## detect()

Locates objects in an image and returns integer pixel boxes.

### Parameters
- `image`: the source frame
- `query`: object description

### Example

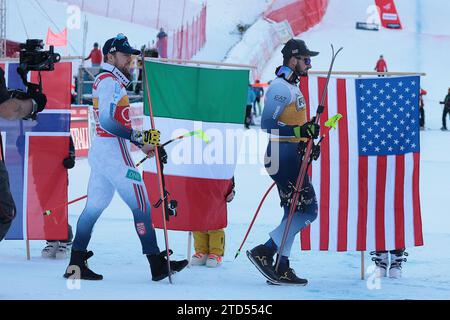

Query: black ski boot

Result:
[63,250,103,280]
[147,250,188,281]
[271,259,308,286]
[246,244,277,282]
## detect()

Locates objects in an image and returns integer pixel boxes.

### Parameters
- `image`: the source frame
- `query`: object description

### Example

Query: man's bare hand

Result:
[141,144,156,158]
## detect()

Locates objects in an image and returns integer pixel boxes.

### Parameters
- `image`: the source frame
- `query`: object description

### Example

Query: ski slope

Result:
[7,0,159,57]
[2,0,450,300]
[261,0,450,130]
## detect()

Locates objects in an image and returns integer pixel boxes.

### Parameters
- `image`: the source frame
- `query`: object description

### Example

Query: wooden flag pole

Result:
[145,57,257,69]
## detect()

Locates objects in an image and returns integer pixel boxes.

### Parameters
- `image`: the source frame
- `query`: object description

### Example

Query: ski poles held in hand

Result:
[235,113,343,259]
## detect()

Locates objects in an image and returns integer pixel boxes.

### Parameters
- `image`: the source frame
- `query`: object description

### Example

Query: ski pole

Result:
[44,157,151,216]
[235,114,341,259]
[274,45,343,273]
[235,182,276,259]
[142,54,174,284]
[134,130,209,167]
[43,195,88,216]
[43,131,210,217]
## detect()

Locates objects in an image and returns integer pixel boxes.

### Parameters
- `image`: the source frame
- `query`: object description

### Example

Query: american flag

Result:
[298,75,424,252]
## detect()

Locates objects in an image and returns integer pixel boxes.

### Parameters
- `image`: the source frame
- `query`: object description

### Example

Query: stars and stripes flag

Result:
[298,75,424,252]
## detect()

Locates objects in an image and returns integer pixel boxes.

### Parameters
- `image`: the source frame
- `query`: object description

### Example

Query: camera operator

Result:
[0,65,47,242]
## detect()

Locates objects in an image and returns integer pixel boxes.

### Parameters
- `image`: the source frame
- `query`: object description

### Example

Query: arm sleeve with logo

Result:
[97,77,133,140]
[261,82,298,137]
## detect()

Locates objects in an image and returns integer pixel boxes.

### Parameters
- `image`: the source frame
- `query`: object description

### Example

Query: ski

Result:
[274,45,344,273]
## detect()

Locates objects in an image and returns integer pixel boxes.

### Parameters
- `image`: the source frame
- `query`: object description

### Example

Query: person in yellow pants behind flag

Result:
[191,178,235,268]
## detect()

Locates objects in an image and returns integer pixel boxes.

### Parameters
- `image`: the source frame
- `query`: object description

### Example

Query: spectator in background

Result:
[374,54,388,76]
[134,46,159,95]
[156,28,168,59]
[245,84,256,129]
[252,79,265,117]
[440,87,450,131]
[85,43,103,67]
[419,88,427,130]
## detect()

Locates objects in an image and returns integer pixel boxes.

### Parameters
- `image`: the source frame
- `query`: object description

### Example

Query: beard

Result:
[295,63,309,78]
[295,63,309,77]
[117,65,132,80]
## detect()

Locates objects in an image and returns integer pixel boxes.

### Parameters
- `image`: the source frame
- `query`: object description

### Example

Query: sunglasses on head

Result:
[110,34,127,50]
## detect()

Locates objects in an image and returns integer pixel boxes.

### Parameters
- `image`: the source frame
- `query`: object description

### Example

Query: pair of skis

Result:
[273,45,344,273]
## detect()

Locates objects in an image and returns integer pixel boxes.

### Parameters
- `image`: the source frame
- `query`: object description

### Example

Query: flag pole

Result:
[361,251,365,280]
[142,54,173,284]
[26,240,30,260]
[187,231,192,267]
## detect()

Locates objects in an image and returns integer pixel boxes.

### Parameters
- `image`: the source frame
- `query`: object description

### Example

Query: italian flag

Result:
[143,60,249,231]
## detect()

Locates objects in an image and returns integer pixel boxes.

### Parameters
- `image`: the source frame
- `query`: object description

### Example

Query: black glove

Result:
[298,141,321,161]
[297,141,307,158]
[63,156,75,169]
[158,146,168,164]
[311,143,321,161]
[299,119,320,139]
[28,90,47,114]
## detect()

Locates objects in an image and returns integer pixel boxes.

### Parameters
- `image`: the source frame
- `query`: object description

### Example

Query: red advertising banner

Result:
[70,105,91,158]
[31,62,72,110]
[265,0,329,36]
[26,136,69,240]
[375,0,402,29]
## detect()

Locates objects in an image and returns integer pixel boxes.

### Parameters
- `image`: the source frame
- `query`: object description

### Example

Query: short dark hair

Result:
[283,57,291,66]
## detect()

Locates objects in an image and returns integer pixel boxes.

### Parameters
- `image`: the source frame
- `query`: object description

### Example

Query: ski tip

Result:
[234,250,241,260]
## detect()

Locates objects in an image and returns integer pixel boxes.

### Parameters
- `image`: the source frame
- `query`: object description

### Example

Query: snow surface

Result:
[2,0,450,300]
[193,0,271,62]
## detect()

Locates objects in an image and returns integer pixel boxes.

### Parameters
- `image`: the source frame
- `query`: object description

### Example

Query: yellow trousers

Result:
[193,229,225,256]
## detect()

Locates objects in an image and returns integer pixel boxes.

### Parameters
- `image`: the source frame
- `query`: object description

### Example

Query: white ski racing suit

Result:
[72,63,160,255]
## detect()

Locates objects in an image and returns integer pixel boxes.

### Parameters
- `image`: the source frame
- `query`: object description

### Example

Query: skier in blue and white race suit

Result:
[64,34,188,282]
[247,39,321,286]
